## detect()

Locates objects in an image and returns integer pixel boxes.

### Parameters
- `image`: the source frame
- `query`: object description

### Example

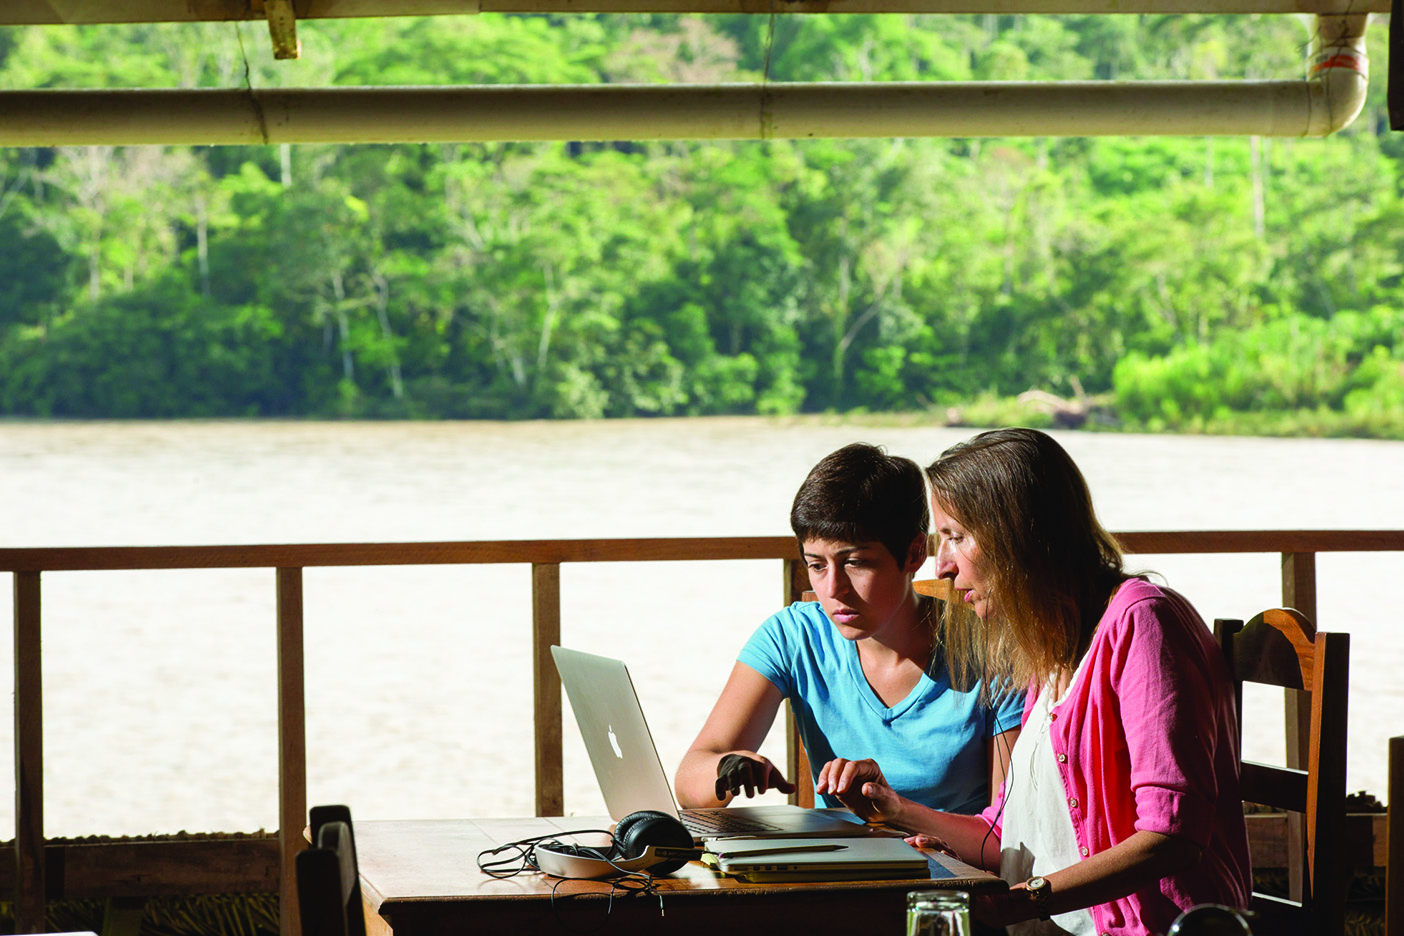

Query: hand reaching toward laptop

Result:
[715,752,797,801]
[814,757,906,825]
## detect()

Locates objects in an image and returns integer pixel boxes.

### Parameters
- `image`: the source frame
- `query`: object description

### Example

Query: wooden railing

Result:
[4,529,1404,935]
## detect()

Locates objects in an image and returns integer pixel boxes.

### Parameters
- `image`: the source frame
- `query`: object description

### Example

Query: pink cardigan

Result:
[979,578,1252,935]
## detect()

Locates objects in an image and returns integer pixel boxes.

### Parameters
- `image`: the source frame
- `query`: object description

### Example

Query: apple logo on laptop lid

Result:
[608,725,624,759]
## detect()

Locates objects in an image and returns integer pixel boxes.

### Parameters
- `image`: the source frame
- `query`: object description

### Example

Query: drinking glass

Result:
[1166,904,1254,935]
[906,889,971,936]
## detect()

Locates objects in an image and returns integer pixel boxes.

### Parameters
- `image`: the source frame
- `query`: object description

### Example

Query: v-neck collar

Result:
[845,638,942,722]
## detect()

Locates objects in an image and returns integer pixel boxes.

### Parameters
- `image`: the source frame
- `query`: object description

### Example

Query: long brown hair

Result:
[926,428,1123,695]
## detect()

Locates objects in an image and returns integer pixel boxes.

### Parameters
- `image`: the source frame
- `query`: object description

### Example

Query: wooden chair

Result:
[1214,608,1350,936]
[297,804,367,936]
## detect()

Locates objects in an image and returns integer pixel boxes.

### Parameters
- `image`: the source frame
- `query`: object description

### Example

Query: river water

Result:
[1,419,1401,837]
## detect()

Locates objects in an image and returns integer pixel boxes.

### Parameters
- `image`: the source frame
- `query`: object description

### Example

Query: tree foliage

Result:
[0,14,1401,432]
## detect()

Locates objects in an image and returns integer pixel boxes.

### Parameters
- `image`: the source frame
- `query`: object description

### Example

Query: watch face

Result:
[1029,876,1048,891]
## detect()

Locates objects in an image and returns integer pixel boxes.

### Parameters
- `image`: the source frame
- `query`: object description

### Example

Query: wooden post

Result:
[785,701,814,809]
[1388,735,1404,936]
[783,556,808,607]
[1281,551,1318,632]
[1281,551,1317,905]
[277,568,307,936]
[532,563,563,817]
[782,557,814,808]
[13,571,44,934]
[1310,631,1350,936]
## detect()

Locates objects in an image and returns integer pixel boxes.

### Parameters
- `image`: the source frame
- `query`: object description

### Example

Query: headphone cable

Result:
[476,829,666,932]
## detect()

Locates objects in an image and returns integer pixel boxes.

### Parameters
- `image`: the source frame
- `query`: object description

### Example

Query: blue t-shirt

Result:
[739,601,1024,815]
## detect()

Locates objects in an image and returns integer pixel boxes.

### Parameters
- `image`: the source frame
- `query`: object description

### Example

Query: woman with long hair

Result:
[819,428,1250,935]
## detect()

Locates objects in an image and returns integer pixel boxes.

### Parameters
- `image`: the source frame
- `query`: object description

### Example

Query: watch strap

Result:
[1025,876,1052,921]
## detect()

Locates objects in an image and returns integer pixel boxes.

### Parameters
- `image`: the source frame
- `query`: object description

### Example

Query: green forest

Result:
[2,13,1403,434]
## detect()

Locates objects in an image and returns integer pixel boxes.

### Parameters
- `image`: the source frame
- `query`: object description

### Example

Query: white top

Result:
[998,656,1097,936]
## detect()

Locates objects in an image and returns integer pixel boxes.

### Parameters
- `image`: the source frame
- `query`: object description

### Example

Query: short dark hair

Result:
[790,443,929,564]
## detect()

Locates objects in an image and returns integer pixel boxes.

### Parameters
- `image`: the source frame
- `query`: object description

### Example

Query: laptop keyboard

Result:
[681,810,784,835]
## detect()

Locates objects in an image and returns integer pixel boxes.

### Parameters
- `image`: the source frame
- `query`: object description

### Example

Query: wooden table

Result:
[354,816,1004,935]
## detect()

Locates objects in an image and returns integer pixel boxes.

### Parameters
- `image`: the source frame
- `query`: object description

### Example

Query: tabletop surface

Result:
[353,814,1004,907]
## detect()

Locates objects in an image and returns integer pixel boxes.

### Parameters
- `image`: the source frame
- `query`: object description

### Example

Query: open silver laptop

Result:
[551,645,872,841]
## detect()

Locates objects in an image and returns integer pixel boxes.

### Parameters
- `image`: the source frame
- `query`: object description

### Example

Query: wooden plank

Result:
[276,569,307,936]
[0,537,802,573]
[532,563,563,818]
[0,838,281,898]
[1242,761,1309,810]
[2,530,1401,574]
[1114,530,1404,555]
[1246,813,1386,870]
[13,571,44,934]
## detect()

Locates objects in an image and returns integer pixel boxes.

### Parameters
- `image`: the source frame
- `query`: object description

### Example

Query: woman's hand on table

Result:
[715,752,796,801]
[814,757,903,824]
[903,833,959,858]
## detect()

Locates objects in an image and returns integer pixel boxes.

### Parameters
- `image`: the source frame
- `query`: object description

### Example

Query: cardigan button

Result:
[1079,845,1089,857]
[1068,797,1078,809]
[1057,753,1067,763]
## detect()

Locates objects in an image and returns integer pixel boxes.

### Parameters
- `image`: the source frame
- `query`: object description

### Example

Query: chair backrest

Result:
[799,580,953,603]
[297,804,367,936]
[1214,608,1350,936]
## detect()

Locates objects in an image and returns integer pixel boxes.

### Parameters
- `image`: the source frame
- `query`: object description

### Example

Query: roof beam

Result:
[0,0,1388,22]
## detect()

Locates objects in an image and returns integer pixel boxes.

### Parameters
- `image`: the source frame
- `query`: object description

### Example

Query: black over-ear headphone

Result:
[533,810,699,879]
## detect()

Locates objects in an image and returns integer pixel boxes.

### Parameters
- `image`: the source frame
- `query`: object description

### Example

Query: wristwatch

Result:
[1025,875,1052,921]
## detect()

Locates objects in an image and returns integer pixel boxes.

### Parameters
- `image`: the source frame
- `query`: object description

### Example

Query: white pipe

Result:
[0,82,1355,144]
[1304,13,1370,136]
[0,15,1368,145]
